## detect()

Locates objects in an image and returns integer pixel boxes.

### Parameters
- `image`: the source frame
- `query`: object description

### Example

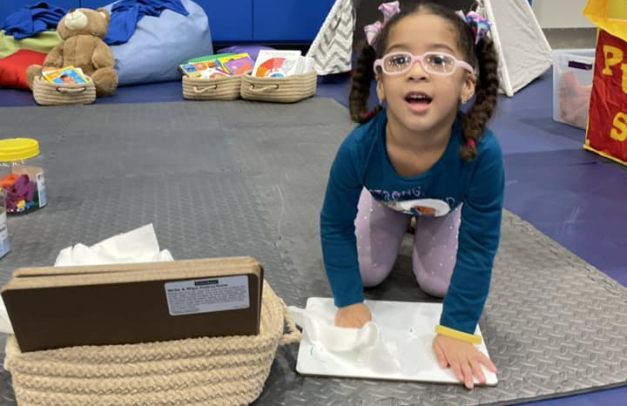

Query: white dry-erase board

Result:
[295,298,498,386]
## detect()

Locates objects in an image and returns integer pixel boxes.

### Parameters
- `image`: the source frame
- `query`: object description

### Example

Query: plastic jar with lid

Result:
[0,138,47,215]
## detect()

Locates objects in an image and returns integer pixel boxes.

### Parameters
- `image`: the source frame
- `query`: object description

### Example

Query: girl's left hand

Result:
[432,334,497,389]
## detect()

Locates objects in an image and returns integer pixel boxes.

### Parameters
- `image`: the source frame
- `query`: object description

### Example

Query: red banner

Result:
[585,29,627,165]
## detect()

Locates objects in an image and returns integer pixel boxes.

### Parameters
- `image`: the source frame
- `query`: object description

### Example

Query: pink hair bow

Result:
[364,1,401,48]
[455,10,491,45]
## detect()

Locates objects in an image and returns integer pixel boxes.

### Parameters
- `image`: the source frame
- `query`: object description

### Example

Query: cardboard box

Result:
[1,257,264,352]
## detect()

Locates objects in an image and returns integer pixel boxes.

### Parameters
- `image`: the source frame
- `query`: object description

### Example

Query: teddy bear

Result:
[26,8,118,97]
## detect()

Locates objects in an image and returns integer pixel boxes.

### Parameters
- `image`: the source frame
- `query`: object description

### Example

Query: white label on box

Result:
[36,171,47,208]
[165,275,250,316]
[0,212,9,258]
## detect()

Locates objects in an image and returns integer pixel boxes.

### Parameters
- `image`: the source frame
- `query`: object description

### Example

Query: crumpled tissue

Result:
[54,224,173,266]
[0,224,173,334]
[289,302,402,374]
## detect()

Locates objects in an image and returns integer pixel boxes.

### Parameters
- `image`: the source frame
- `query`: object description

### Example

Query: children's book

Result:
[252,50,304,78]
[42,66,88,85]
[223,56,255,76]
[198,68,229,79]
[186,53,236,64]
[179,61,229,78]
[217,53,254,76]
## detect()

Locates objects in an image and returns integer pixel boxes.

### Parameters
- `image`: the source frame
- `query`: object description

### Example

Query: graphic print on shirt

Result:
[368,187,423,202]
[367,188,453,217]
[385,198,451,217]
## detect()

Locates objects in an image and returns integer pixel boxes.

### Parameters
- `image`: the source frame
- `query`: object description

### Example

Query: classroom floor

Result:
[0,64,625,406]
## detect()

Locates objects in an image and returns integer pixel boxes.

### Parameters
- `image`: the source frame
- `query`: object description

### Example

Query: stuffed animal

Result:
[26,8,117,97]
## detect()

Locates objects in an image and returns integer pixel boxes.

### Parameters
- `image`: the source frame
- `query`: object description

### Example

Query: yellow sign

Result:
[585,0,627,40]
[608,0,627,21]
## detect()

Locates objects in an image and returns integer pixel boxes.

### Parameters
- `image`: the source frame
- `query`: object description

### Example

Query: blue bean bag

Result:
[103,0,213,86]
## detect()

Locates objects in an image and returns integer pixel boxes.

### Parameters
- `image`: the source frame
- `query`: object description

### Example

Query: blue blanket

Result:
[105,0,188,45]
[2,2,67,40]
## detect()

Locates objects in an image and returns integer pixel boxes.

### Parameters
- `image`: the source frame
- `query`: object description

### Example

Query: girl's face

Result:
[376,13,476,134]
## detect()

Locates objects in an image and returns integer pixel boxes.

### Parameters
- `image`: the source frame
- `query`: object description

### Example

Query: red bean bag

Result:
[0,49,47,90]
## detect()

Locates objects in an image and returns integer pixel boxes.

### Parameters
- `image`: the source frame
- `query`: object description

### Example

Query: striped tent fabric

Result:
[306,0,356,75]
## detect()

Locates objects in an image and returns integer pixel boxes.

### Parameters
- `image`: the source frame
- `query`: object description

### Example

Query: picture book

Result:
[186,53,236,64]
[217,53,254,76]
[179,61,229,78]
[42,66,88,85]
[223,56,255,76]
[252,50,304,78]
[198,68,229,79]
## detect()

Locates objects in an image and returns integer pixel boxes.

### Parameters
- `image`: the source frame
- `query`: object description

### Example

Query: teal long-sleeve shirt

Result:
[320,109,504,334]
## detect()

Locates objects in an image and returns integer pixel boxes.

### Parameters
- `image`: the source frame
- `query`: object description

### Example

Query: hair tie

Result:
[455,10,491,45]
[362,108,379,120]
[466,138,476,149]
[364,2,401,48]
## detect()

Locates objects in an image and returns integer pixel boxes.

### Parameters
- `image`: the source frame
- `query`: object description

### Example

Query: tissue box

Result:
[552,49,595,129]
[1,256,263,352]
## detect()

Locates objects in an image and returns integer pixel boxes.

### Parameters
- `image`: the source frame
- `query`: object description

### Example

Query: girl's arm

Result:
[320,136,364,308]
[439,134,505,337]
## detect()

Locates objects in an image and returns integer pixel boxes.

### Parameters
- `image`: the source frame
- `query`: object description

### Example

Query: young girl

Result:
[320,1,504,389]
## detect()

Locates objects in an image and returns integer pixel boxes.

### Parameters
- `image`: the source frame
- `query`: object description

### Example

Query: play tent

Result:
[309,0,552,96]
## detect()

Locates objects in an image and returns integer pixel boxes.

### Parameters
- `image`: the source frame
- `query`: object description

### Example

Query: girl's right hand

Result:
[335,303,372,328]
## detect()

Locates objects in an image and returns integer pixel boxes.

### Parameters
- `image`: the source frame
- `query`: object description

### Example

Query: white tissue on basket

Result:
[54,224,173,266]
[0,224,173,334]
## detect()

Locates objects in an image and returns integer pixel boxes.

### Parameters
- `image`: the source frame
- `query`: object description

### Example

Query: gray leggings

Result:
[354,189,461,297]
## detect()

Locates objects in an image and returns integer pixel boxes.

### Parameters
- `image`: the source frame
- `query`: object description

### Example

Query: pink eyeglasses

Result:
[374,52,475,76]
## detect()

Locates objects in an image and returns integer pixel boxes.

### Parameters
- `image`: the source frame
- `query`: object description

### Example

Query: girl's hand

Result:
[335,303,372,328]
[432,334,497,389]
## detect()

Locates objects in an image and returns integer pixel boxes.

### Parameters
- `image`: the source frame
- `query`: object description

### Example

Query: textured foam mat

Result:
[0,99,625,406]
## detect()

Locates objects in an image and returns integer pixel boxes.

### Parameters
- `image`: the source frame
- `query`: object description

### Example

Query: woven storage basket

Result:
[32,76,96,106]
[241,70,317,103]
[3,281,301,406]
[182,75,242,101]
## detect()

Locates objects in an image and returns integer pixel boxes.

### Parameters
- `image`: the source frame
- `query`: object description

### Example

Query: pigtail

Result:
[349,42,381,124]
[460,37,499,161]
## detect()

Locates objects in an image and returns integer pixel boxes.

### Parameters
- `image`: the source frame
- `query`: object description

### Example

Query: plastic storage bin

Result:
[0,138,47,214]
[552,49,596,129]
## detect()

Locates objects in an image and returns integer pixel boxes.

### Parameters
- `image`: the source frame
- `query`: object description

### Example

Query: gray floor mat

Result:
[0,99,625,406]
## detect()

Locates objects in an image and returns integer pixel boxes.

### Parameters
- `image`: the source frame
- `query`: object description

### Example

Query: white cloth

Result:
[0,224,173,334]
[288,302,402,374]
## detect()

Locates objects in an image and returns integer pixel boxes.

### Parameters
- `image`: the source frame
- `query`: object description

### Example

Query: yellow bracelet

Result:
[435,325,482,345]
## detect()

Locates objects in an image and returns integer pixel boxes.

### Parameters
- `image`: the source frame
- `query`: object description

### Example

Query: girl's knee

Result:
[418,277,449,298]
[360,261,393,287]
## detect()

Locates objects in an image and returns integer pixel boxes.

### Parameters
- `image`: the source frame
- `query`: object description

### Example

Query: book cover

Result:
[43,66,88,85]
[199,68,229,79]
[179,61,226,78]
[252,50,302,78]
[217,53,253,75]
[186,53,236,64]
[223,55,255,76]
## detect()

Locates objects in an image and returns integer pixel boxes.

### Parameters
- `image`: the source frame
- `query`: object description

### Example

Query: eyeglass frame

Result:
[373,51,475,76]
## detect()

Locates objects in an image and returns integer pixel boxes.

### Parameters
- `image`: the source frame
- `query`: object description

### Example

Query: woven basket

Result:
[241,70,317,103]
[182,75,242,101]
[3,281,300,406]
[32,76,96,106]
